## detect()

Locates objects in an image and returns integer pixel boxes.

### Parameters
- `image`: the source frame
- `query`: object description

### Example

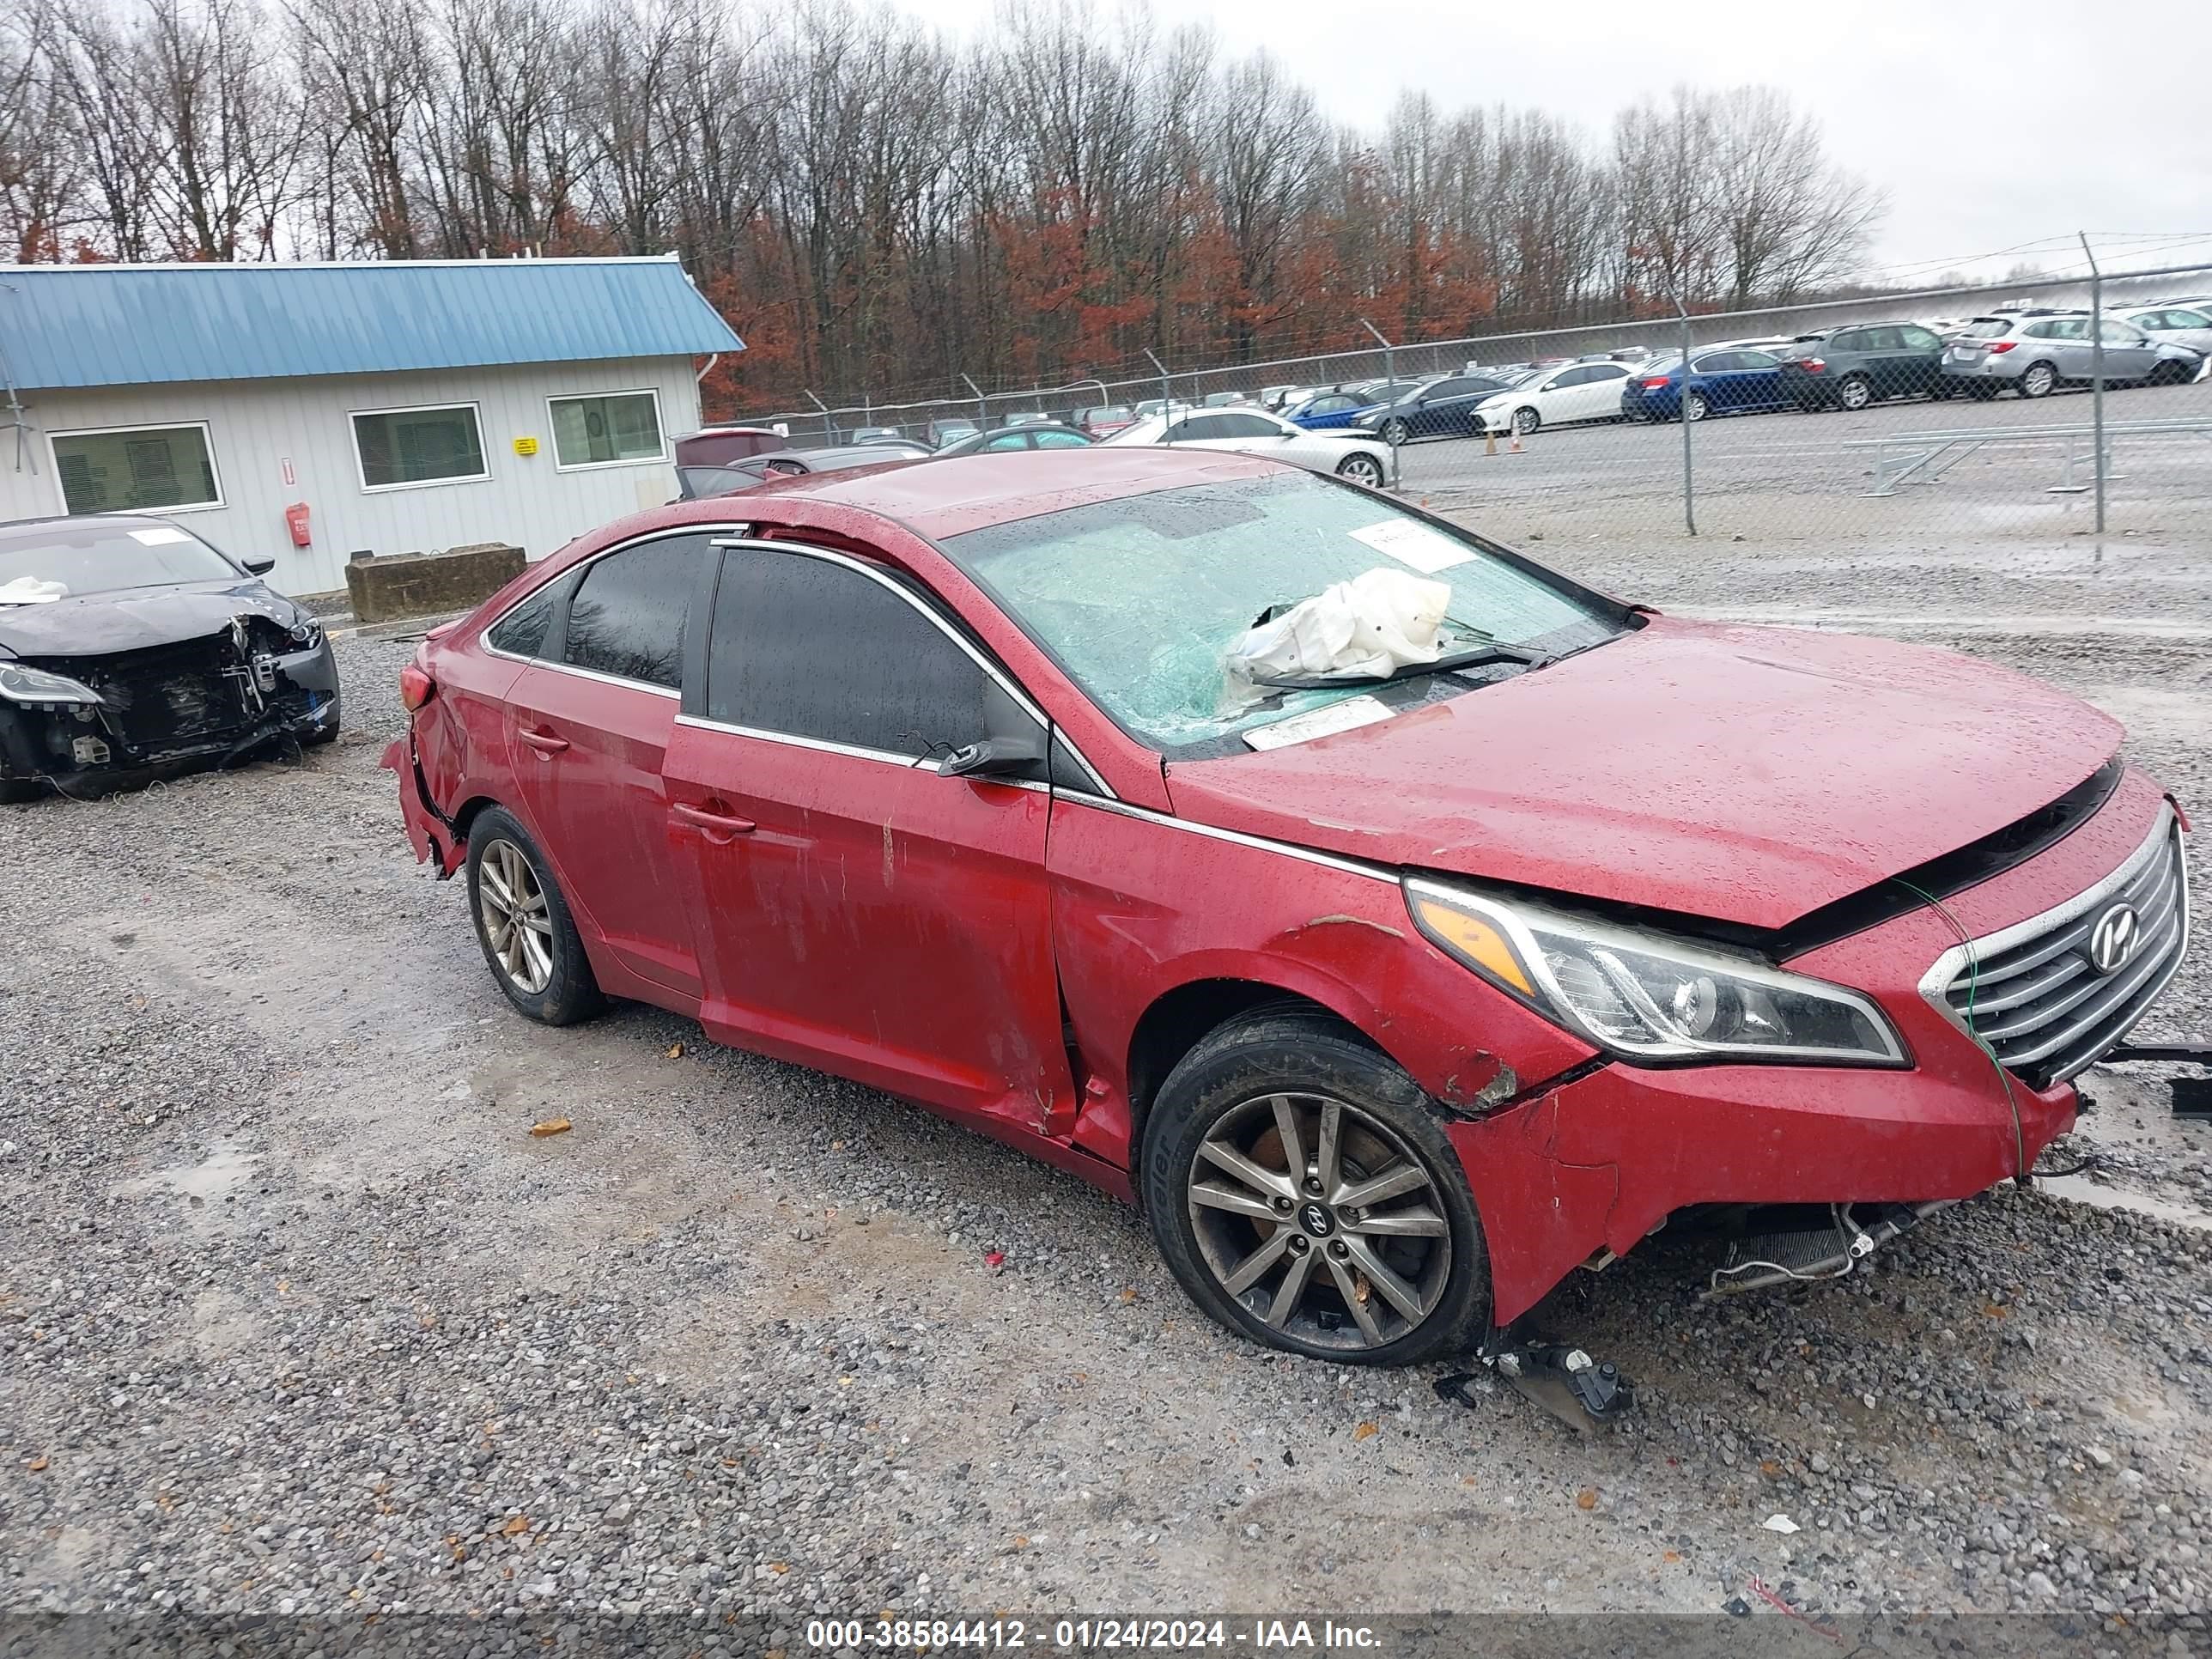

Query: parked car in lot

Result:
[1619,345,1792,422]
[1776,323,1948,410]
[1352,373,1533,445]
[676,442,931,500]
[1,514,338,801]
[933,422,1097,456]
[1473,361,1635,435]
[1000,411,1054,428]
[927,419,981,447]
[848,425,906,445]
[2116,304,2212,356]
[1077,405,1139,438]
[1284,382,1425,431]
[1940,314,2203,399]
[387,447,2189,1364]
[1103,407,1394,487]
[673,426,789,469]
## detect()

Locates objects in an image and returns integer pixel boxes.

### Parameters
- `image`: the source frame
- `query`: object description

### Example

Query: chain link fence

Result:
[726,258,2212,562]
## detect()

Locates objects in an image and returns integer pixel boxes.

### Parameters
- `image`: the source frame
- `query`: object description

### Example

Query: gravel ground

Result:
[3,517,2210,1652]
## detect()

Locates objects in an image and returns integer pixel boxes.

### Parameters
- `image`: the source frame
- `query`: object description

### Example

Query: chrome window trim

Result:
[478,523,743,692]
[1915,805,2185,1060]
[671,712,1045,792]
[1060,792,1397,885]
[708,535,1115,798]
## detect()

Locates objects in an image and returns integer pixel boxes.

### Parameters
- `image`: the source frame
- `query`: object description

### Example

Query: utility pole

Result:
[961,374,987,434]
[805,389,834,445]
[1358,319,1401,480]
[2080,231,2107,536]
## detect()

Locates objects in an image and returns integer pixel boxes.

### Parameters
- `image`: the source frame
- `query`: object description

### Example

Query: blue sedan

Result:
[1283,381,1424,430]
[1619,346,1793,422]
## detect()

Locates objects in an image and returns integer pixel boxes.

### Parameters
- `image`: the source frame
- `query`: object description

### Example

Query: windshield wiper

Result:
[1255,640,1552,691]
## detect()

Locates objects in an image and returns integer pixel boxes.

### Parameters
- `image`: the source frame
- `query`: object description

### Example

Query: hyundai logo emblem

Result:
[2087,902,2142,976]
[1297,1201,1335,1238]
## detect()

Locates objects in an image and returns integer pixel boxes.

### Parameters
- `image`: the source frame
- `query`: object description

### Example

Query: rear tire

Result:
[1140,1012,1492,1366]
[2018,361,2057,399]
[1682,390,1710,422]
[1334,453,1386,488]
[465,806,605,1026]
[1837,374,1873,411]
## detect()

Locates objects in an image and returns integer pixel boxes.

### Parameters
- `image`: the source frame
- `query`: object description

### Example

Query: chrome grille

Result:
[1921,809,2189,1088]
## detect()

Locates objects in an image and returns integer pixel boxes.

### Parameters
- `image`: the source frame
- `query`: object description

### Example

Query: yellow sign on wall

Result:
[513,436,540,457]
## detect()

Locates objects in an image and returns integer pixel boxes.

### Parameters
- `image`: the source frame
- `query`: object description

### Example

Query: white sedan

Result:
[1102,407,1396,488]
[1474,361,1637,435]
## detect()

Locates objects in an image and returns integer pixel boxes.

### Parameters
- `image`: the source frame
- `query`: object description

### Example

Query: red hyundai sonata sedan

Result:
[386,448,2190,1364]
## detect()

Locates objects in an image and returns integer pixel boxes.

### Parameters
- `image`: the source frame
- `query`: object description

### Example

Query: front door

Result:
[661,539,1078,1137]
[506,532,715,998]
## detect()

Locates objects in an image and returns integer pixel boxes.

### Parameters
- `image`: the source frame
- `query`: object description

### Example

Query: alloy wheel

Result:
[477,838,555,994]
[1683,391,1709,422]
[1339,454,1384,487]
[1838,376,1871,410]
[1185,1091,1453,1354]
[2021,362,2055,398]
[1381,419,1410,447]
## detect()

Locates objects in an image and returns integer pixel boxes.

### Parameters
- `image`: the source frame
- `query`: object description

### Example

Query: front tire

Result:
[1334,453,1386,488]
[1380,418,1410,447]
[465,806,605,1026]
[1140,1012,1491,1366]
[1510,406,1540,435]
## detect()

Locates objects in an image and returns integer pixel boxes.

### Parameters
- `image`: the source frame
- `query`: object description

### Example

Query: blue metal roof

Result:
[0,258,744,390]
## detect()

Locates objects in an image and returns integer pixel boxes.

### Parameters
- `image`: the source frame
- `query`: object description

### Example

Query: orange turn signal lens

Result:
[1408,894,1533,995]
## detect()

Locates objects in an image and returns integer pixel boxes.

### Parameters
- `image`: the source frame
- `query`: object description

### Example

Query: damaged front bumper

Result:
[0,635,341,797]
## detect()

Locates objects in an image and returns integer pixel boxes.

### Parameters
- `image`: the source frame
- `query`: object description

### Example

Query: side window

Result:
[1689,353,1730,374]
[983,432,1032,451]
[1737,350,1780,369]
[562,536,706,690]
[1035,429,1091,448]
[1171,415,1230,441]
[1829,330,1867,353]
[2098,319,2146,344]
[486,584,558,659]
[1552,366,1596,387]
[2171,309,2210,329]
[707,550,1017,760]
[1899,326,1942,350]
[1425,378,1471,399]
[2022,322,2058,340]
[1215,413,1280,438]
[2048,319,2087,340]
[1589,363,1629,381]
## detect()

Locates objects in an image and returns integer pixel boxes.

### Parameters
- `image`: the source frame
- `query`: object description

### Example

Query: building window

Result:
[351,403,489,491]
[549,391,665,470]
[50,423,223,514]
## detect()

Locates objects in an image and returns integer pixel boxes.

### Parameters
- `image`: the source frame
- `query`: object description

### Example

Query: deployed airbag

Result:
[1223,566,1449,703]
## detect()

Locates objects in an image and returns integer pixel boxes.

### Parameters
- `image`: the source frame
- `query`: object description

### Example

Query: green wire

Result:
[1893,877,2030,1180]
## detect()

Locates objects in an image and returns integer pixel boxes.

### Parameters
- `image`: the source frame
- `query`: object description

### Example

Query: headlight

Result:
[0,664,104,707]
[1404,879,1906,1066]
[289,615,325,648]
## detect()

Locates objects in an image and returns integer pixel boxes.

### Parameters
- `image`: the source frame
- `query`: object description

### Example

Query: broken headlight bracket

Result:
[2100,1042,2212,1121]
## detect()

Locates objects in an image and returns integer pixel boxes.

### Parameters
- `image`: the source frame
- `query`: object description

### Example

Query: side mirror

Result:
[939,732,1045,780]
[242,556,277,576]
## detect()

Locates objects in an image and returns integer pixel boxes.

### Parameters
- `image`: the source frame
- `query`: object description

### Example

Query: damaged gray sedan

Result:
[0,514,339,802]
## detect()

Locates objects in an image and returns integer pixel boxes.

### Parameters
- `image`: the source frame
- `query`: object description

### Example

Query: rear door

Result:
[2094,319,2160,381]
[504,532,716,997]
[1729,348,1787,408]
[1893,325,1945,397]
[660,539,1078,1135]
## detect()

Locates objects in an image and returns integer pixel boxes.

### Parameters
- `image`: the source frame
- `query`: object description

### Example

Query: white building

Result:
[0,258,744,595]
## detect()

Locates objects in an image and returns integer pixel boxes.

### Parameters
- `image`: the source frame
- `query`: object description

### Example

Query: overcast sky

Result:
[886,0,2212,283]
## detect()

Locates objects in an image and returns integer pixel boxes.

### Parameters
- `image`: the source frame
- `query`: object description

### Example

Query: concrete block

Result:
[343,542,526,623]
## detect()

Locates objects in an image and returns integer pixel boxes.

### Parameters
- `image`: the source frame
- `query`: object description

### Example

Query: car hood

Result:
[0,579,309,659]
[1162,616,2122,931]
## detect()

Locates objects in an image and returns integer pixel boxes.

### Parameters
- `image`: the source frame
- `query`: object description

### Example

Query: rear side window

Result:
[486,586,557,659]
[1959,319,2011,340]
[707,550,997,758]
[1036,429,1090,448]
[1828,330,1868,352]
[562,536,708,690]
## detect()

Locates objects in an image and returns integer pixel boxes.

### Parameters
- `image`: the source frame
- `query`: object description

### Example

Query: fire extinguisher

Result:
[284,502,312,548]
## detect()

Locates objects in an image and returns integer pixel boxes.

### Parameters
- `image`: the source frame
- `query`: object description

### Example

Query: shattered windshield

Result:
[0,519,239,600]
[945,471,1621,753]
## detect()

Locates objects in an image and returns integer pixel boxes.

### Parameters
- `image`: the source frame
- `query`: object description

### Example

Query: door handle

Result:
[672,801,757,842]
[519,727,570,756]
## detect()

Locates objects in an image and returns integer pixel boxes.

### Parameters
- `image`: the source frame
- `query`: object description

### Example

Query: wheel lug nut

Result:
[1272,1194,1293,1213]
[1328,1239,1350,1259]
[1303,1176,1324,1195]
[1287,1236,1310,1255]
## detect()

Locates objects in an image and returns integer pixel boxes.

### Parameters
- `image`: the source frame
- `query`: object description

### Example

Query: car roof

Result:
[727,446,1279,539]
[0,511,182,546]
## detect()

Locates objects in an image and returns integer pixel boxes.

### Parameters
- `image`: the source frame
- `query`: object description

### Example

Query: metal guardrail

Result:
[1844,417,2212,498]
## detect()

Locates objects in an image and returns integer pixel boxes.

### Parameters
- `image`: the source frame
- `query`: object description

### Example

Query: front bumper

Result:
[1440,765,2185,1326]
